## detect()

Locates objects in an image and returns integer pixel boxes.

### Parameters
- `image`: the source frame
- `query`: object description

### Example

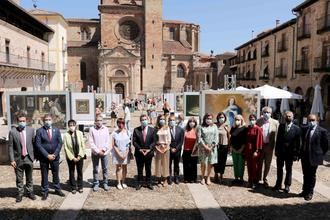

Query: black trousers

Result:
[136,155,153,184]
[275,157,293,187]
[182,150,198,182]
[214,145,228,174]
[67,159,84,190]
[301,158,318,195]
[15,156,33,196]
[169,151,180,177]
[40,158,61,194]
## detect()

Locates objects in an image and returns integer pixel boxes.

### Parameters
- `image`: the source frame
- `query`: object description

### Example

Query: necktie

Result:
[143,127,147,142]
[47,129,52,140]
[20,131,27,157]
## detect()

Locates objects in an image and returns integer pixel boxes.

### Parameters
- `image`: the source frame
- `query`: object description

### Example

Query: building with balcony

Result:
[0,0,54,116]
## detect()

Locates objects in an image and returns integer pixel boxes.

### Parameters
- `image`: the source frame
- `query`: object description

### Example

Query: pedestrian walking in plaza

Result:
[245,114,263,189]
[273,111,301,193]
[124,103,131,131]
[132,114,157,190]
[257,106,279,187]
[63,119,86,194]
[168,115,184,184]
[162,99,170,116]
[197,113,219,185]
[182,117,198,183]
[112,118,131,190]
[214,112,230,184]
[154,115,171,186]
[89,116,111,192]
[8,113,37,202]
[300,114,328,201]
[230,114,247,185]
[35,114,64,200]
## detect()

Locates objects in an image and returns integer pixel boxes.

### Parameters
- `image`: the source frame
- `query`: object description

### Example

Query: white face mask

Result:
[218,118,225,124]
[189,122,196,128]
[249,120,256,126]
[206,119,213,125]
[235,120,241,126]
[69,126,76,132]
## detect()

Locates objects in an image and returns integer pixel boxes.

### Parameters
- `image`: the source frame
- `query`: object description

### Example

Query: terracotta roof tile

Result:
[162,40,193,55]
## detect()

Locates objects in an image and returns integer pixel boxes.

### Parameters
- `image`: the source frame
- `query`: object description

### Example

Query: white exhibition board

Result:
[163,93,176,112]
[71,93,95,123]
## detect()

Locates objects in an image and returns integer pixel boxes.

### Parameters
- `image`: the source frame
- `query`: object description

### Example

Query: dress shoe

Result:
[272,185,281,191]
[27,193,37,200]
[299,191,306,197]
[71,189,77,194]
[174,177,179,185]
[78,188,83,193]
[263,179,269,188]
[41,193,48,201]
[55,190,65,197]
[168,177,173,185]
[16,195,23,203]
[304,194,313,201]
[93,185,99,192]
[136,184,142,190]
[284,185,290,193]
[147,184,154,190]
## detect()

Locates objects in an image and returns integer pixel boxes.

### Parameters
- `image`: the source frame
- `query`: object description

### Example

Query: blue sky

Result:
[21,0,303,54]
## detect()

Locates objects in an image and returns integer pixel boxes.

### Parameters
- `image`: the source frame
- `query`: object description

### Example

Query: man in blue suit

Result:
[35,114,65,200]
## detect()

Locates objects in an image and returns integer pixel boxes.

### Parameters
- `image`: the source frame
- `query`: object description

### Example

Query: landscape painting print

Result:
[185,93,200,117]
[76,99,90,114]
[203,91,260,128]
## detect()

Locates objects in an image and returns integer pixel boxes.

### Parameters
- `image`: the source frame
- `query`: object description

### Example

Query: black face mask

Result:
[285,118,292,123]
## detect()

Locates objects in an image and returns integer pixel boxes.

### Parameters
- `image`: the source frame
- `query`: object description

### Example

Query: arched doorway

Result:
[115,83,125,99]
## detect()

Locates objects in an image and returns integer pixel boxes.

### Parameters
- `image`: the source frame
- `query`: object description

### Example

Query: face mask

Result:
[249,120,256,126]
[69,126,76,132]
[169,120,176,127]
[235,120,241,126]
[18,122,26,129]
[141,120,148,127]
[263,113,271,120]
[310,121,317,127]
[44,120,52,128]
[95,122,102,128]
[189,122,196,128]
[285,118,292,124]
[206,119,213,125]
[218,118,225,124]
[159,119,166,126]
[118,123,125,129]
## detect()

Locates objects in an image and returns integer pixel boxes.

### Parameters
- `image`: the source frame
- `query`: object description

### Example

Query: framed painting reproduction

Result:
[200,91,261,127]
[183,92,200,118]
[175,93,184,112]
[71,93,95,123]
[76,99,90,114]
[95,93,106,113]
[6,92,70,130]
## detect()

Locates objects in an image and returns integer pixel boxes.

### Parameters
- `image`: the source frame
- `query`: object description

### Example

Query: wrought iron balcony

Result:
[295,59,309,73]
[277,41,288,52]
[275,66,287,78]
[317,15,330,34]
[297,24,311,40]
[314,56,330,72]
[0,51,55,72]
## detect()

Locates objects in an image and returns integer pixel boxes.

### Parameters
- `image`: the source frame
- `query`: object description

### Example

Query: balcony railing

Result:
[317,15,330,34]
[277,41,288,52]
[295,59,309,73]
[297,24,311,40]
[0,51,55,72]
[314,56,330,72]
[275,66,287,78]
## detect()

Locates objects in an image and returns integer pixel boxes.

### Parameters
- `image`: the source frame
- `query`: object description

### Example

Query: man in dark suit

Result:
[8,113,37,202]
[133,114,157,190]
[35,114,64,200]
[273,111,301,193]
[300,114,328,201]
[168,115,184,184]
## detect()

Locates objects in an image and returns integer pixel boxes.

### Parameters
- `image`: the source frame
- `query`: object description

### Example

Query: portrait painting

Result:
[176,94,183,112]
[76,99,90,114]
[26,97,34,108]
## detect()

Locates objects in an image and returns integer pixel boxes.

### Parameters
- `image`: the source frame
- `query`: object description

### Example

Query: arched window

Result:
[115,70,125,76]
[177,65,185,78]
[80,61,86,80]
[81,27,91,41]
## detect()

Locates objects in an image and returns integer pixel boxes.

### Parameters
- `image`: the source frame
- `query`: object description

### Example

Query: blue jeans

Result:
[92,153,109,186]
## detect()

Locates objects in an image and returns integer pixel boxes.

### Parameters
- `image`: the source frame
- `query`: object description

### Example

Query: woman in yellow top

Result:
[64,119,86,194]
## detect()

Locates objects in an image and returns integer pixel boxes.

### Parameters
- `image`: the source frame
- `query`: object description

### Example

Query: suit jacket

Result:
[275,123,301,159]
[35,126,62,161]
[133,126,156,159]
[257,117,279,149]
[301,125,329,166]
[63,130,86,161]
[169,126,184,156]
[8,126,35,162]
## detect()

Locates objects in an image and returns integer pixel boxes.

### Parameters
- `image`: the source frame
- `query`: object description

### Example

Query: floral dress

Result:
[197,125,219,165]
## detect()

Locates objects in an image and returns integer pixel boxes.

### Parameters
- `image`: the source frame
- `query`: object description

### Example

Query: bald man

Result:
[300,114,328,201]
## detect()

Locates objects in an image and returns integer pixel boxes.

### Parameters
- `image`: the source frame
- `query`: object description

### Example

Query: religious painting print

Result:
[76,100,90,114]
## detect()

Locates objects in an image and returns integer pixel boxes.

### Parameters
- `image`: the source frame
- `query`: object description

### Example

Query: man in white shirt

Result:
[124,103,131,131]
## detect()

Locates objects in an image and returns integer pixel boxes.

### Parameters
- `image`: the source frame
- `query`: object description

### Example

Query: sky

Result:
[21,0,303,54]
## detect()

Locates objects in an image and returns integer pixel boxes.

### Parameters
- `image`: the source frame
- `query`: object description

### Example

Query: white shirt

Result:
[262,121,270,144]
[124,106,131,121]
[286,122,293,132]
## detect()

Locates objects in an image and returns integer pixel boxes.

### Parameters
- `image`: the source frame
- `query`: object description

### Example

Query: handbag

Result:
[191,143,199,157]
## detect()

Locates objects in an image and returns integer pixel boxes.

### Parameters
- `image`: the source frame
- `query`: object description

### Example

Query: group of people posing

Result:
[8,106,328,203]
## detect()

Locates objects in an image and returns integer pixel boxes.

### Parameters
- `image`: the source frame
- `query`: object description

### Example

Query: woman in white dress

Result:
[112,118,131,190]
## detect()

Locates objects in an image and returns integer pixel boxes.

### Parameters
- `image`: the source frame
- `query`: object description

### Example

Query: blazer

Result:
[257,117,279,149]
[35,126,62,161]
[8,126,35,162]
[169,126,184,156]
[133,125,156,159]
[63,130,86,161]
[275,123,301,159]
[301,125,329,166]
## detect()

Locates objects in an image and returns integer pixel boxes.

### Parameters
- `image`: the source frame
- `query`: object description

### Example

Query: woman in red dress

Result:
[245,114,263,189]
